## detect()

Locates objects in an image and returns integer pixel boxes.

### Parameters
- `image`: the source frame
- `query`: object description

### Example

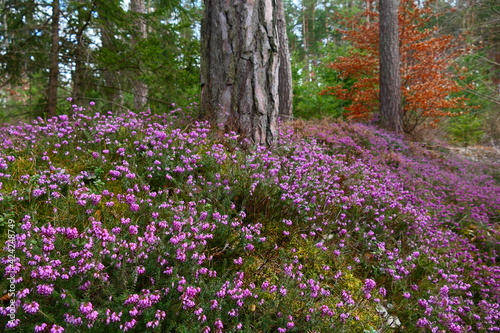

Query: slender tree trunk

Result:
[72,1,95,106]
[100,23,124,110]
[72,35,84,104]
[130,0,148,110]
[46,0,60,118]
[201,0,291,147]
[379,0,403,133]
[277,0,293,121]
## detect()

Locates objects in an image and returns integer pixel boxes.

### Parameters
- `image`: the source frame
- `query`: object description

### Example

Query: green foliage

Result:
[292,44,354,120]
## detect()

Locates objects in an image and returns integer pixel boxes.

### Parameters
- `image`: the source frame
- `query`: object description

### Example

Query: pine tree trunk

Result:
[100,22,124,110]
[130,0,148,110]
[277,0,293,122]
[379,0,403,134]
[201,0,290,147]
[46,0,60,118]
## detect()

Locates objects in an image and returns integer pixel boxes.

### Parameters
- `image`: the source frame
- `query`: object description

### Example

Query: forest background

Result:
[0,0,499,146]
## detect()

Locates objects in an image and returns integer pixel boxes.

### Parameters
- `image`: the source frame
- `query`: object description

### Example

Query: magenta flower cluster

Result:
[0,108,498,332]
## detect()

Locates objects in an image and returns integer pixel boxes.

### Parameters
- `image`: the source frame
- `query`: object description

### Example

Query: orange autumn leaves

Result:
[322,0,474,132]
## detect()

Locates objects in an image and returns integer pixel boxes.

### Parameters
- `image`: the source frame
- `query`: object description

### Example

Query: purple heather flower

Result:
[129,225,139,235]
[5,319,20,329]
[36,284,54,296]
[49,325,65,333]
[214,318,224,329]
[439,285,449,297]
[22,301,40,314]
[34,323,48,332]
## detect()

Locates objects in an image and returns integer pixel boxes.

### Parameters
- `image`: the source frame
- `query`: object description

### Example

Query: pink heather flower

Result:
[129,307,139,317]
[22,301,40,314]
[363,279,376,292]
[35,323,48,332]
[439,285,449,297]
[5,319,20,328]
[155,310,166,320]
[403,292,411,299]
[214,319,224,329]
[64,313,83,325]
[130,203,140,212]
[79,302,94,315]
[261,281,270,290]
[417,318,430,327]
[89,101,95,106]
[129,225,139,235]
[86,310,99,321]
[109,170,121,177]
[36,284,54,296]
[49,324,65,333]
[121,319,137,331]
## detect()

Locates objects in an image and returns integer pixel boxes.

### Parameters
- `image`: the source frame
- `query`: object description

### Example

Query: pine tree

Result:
[322,0,475,132]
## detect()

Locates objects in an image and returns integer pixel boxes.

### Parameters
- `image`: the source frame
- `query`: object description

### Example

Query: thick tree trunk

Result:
[379,0,403,134]
[46,0,60,118]
[130,0,148,110]
[201,0,290,147]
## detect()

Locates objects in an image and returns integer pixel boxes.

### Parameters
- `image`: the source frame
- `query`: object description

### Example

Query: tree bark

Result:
[130,0,148,110]
[379,0,403,134]
[277,0,293,121]
[46,0,60,118]
[201,0,291,147]
[72,1,94,106]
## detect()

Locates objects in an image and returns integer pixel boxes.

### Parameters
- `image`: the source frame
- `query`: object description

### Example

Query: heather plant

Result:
[0,105,499,332]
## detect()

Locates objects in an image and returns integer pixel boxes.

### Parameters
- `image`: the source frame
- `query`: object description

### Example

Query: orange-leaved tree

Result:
[321,0,474,132]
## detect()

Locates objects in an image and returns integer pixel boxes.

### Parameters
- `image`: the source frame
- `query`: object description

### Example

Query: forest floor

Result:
[446,145,500,164]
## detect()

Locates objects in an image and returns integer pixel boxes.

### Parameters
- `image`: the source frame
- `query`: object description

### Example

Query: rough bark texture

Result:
[72,1,94,106]
[379,0,403,134]
[201,0,290,147]
[46,0,60,118]
[277,0,293,121]
[130,0,148,110]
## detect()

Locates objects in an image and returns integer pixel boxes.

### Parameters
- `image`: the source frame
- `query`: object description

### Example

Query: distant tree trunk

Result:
[72,2,94,106]
[46,0,60,118]
[201,0,291,147]
[277,0,293,121]
[72,34,85,105]
[130,0,148,110]
[379,0,403,133]
[99,22,124,110]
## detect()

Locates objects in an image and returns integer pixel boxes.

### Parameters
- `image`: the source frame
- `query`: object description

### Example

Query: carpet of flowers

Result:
[0,104,499,332]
